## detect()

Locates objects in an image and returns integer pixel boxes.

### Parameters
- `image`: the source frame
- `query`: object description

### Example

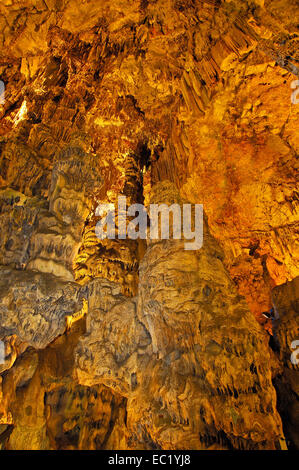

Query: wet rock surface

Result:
[0,0,298,450]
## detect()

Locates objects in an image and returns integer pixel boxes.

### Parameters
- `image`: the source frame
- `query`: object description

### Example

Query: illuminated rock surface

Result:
[0,0,298,449]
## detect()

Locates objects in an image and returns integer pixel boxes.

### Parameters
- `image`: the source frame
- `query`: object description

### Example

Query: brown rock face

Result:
[0,0,298,450]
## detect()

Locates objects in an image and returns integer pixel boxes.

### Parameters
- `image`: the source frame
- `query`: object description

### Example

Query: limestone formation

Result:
[0,0,298,450]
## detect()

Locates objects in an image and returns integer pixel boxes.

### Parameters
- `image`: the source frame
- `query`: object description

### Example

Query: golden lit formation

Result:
[0,0,298,452]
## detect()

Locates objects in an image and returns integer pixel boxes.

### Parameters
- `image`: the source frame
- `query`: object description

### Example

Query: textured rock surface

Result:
[0,266,83,350]
[0,0,298,450]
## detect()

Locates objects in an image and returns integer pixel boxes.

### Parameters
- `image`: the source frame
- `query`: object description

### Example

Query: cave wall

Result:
[0,0,298,450]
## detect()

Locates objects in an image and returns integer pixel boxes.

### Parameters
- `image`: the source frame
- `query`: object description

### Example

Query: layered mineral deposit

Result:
[0,0,298,450]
